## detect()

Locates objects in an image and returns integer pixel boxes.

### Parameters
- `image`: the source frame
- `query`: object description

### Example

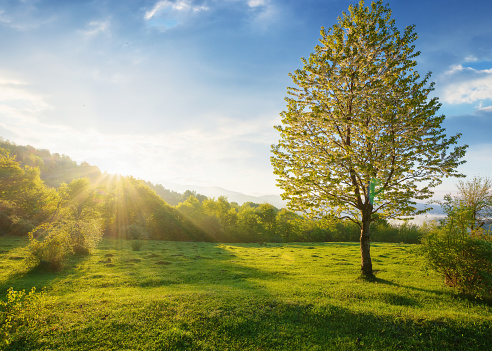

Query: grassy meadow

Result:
[1,236,491,350]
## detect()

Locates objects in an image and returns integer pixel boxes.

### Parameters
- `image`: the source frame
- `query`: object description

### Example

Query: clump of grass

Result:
[131,240,144,251]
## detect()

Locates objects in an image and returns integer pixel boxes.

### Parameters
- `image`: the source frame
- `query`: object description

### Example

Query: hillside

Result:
[0,140,201,206]
[0,140,286,208]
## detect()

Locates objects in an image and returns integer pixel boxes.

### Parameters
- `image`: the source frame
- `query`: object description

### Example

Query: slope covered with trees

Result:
[1,140,421,249]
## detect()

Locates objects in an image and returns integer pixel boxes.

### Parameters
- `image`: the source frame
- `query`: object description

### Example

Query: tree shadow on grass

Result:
[99,240,279,292]
[363,275,447,296]
[10,293,491,351]
[0,249,93,294]
[3,240,491,350]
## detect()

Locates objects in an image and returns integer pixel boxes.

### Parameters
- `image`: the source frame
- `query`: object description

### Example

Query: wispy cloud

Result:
[244,0,281,31]
[442,61,492,105]
[144,0,208,20]
[0,5,56,31]
[476,104,492,114]
[443,75,492,104]
[80,19,111,38]
[248,0,266,7]
[445,64,492,75]
[0,75,51,113]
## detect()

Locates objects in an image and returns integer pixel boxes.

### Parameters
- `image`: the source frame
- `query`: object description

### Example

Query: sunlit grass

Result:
[1,237,490,350]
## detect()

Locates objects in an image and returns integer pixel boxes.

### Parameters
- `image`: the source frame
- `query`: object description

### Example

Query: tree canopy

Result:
[271,0,467,276]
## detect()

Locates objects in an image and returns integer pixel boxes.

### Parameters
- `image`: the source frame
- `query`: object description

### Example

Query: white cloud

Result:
[442,61,492,105]
[144,0,208,20]
[248,0,266,7]
[80,20,111,38]
[476,105,492,114]
[445,63,492,76]
[464,55,478,63]
[0,76,51,113]
[445,64,466,75]
[442,75,492,104]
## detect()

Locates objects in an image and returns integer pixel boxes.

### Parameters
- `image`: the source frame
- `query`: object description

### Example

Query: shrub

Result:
[68,219,103,255]
[28,224,73,271]
[420,221,492,300]
[28,217,103,269]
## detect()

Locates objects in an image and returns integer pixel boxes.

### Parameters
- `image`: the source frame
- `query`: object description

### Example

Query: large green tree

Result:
[271,0,467,276]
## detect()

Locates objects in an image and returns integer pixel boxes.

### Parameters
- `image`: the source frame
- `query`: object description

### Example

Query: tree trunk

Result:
[360,213,373,277]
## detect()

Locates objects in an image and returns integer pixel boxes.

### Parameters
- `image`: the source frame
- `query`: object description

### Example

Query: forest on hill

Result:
[0,139,420,246]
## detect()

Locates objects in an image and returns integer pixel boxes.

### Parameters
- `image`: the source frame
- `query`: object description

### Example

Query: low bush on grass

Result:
[28,219,103,270]
[420,204,492,300]
[28,224,73,271]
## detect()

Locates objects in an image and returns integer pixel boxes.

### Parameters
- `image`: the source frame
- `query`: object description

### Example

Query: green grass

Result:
[1,237,491,350]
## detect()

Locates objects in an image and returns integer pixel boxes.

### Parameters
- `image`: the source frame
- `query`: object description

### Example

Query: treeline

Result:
[1,140,422,246]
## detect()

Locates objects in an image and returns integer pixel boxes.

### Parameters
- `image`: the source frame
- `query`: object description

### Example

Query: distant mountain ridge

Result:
[158,183,288,209]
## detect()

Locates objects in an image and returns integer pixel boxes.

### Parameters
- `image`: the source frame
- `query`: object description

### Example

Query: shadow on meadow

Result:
[96,240,277,291]
[0,247,92,294]
[2,239,491,350]
[7,293,490,350]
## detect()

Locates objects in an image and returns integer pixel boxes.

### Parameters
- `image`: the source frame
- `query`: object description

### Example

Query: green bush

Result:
[28,218,103,269]
[28,224,73,271]
[69,219,103,255]
[420,222,492,300]
[127,224,149,240]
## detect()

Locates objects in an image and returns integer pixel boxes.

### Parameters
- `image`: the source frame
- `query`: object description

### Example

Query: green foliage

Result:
[0,287,46,347]
[454,175,492,231]
[0,148,58,235]
[420,204,492,300]
[1,140,427,247]
[0,140,102,188]
[271,0,466,222]
[127,223,150,240]
[371,221,422,244]
[28,224,73,270]
[28,178,104,269]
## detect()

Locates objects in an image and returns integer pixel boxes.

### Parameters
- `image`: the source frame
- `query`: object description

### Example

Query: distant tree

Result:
[276,209,302,242]
[271,0,467,276]
[0,148,57,235]
[256,203,278,238]
[203,196,238,231]
[237,206,261,242]
[455,176,492,231]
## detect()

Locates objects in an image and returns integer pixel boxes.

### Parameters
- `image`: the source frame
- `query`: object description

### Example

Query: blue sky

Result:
[0,0,491,198]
